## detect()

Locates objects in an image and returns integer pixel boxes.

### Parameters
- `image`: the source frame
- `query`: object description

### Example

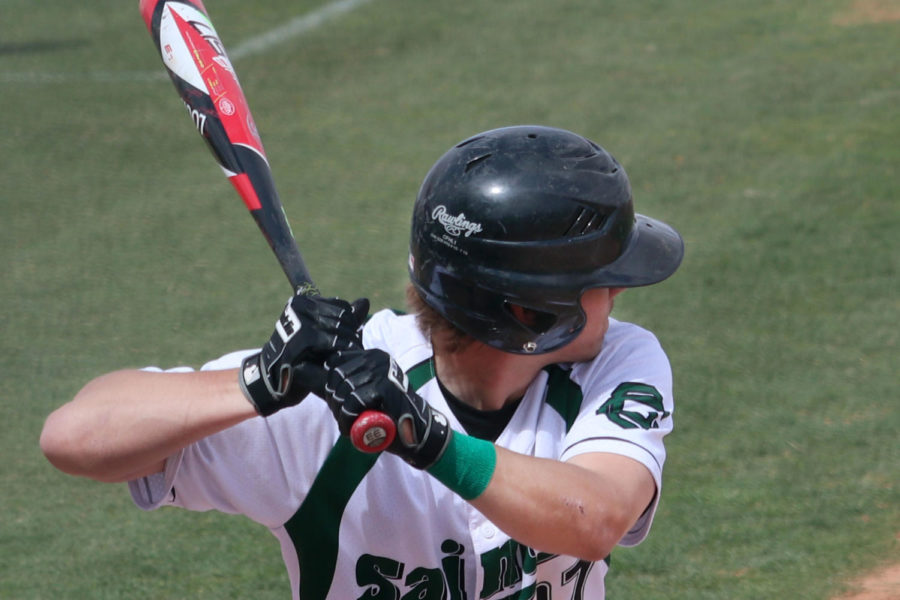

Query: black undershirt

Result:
[436,376,521,442]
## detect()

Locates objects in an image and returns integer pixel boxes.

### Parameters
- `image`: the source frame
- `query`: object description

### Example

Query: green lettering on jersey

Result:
[596,382,669,430]
[520,546,555,576]
[480,540,524,598]
[403,566,446,600]
[441,539,467,600]
[353,540,468,600]
[356,554,403,599]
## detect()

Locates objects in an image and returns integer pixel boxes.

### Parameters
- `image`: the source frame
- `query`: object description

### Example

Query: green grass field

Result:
[3,0,898,597]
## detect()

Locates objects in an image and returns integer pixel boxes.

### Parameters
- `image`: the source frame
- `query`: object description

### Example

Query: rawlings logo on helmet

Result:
[432,205,483,237]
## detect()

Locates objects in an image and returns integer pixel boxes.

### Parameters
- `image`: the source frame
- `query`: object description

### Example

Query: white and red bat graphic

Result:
[140,0,395,452]
[141,0,315,293]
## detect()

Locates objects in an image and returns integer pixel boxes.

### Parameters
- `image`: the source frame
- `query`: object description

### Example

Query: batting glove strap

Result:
[397,404,452,470]
[239,352,304,417]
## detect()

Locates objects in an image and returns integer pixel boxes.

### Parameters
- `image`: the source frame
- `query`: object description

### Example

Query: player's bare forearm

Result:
[469,448,656,561]
[40,369,256,483]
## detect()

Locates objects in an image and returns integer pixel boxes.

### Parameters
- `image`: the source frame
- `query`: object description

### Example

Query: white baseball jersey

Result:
[130,309,674,599]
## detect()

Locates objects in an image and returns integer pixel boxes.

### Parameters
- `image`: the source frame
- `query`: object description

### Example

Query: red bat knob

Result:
[350,410,396,453]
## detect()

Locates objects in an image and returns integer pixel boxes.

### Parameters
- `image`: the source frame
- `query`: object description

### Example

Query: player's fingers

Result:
[325,350,366,396]
[294,295,353,319]
[350,298,370,325]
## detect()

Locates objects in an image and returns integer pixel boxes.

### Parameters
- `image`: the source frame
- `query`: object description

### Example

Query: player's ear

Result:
[609,287,626,299]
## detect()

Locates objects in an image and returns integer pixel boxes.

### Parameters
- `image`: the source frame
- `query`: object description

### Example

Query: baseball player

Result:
[42,125,684,599]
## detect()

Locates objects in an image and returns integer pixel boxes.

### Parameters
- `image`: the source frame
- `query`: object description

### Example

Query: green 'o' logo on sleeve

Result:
[596,382,670,430]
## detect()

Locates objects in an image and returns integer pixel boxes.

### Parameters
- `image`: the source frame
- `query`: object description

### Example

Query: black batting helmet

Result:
[409,125,683,354]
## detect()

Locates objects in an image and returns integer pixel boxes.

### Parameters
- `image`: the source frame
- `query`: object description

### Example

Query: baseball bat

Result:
[139,0,394,453]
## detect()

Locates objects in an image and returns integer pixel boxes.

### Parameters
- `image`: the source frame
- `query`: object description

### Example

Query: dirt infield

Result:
[832,0,900,25]
[831,564,900,600]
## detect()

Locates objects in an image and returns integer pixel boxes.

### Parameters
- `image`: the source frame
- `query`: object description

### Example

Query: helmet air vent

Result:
[464,153,493,173]
[564,207,607,237]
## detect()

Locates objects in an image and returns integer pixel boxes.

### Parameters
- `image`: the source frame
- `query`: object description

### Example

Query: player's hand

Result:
[324,349,451,469]
[239,295,369,416]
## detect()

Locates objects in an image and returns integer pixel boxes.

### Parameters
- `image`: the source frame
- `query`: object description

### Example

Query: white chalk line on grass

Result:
[0,0,374,85]
[229,0,373,60]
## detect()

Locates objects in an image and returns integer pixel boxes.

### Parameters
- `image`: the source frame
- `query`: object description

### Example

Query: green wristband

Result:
[426,432,497,500]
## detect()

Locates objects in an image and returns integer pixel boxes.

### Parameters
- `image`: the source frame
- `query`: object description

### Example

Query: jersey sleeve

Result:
[361,309,432,364]
[128,350,340,528]
[560,320,675,547]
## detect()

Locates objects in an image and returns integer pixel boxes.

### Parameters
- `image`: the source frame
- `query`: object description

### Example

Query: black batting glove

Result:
[324,349,451,469]
[239,295,369,416]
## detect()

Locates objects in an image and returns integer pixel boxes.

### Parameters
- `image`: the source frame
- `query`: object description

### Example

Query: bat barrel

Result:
[141,0,315,294]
